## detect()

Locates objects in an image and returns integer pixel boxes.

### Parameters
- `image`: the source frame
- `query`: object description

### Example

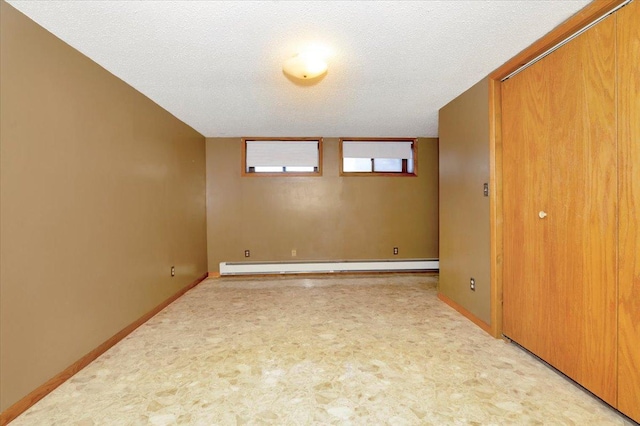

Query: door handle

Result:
[538,211,548,219]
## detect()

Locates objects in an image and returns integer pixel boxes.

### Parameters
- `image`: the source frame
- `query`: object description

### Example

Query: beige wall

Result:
[0,2,207,411]
[206,138,438,270]
[438,78,491,324]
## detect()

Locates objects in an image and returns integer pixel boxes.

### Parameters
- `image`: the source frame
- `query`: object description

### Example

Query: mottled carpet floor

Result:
[12,274,632,425]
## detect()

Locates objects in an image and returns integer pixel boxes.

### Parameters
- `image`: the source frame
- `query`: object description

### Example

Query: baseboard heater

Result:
[219,259,439,276]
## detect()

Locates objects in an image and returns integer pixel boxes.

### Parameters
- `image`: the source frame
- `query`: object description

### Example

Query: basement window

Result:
[243,138,322,176]
[340,138,417,176]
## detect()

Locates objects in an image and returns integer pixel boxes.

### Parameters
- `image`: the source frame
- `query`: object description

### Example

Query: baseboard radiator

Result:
[219,259,439,276]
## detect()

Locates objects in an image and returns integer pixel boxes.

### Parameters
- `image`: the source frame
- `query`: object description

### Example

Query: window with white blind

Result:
[243,138,322,176]
[340,138,417,176]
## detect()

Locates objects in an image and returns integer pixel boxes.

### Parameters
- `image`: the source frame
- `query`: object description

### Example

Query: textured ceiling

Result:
[7,0,591,137]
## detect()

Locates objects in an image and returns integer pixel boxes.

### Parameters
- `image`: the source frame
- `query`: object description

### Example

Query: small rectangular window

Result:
[340,138,417,176]
[243,138,322,176]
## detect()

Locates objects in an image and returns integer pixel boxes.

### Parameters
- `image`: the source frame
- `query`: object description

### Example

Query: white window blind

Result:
[342,141,413,159]
[246,141,319,167]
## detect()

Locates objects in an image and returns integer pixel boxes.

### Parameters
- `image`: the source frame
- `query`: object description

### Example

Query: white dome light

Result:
[283,49,329,80]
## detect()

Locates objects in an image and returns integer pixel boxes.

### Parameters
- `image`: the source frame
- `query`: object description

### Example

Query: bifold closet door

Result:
[617,0,640,420]
[502,15,617,404]
[502,53,552,363]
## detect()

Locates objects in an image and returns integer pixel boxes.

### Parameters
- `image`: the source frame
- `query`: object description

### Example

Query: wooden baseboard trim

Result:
[438,292,493,336]
[0,272,208,426]
[208,272,221,278]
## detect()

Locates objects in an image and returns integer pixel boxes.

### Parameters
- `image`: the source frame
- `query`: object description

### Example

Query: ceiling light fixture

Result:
[282,48,328,80]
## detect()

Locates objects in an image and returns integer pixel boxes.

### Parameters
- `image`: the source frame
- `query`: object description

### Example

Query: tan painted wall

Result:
[206,138,438,270]
[438,78,491,324]
[0,2,207,411]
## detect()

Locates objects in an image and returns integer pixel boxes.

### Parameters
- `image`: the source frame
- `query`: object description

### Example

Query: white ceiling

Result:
[7,0,591,138]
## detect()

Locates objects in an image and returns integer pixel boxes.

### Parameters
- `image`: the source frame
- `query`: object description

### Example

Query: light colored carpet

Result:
[13,274,632,425]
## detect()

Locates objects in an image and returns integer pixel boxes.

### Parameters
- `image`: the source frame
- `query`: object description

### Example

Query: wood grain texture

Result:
[490,0,627,79]
[0,273,208,426]
[438,292,492,335]
[488,78,503,339]
[547,16,617,404]
[502,53,552,357]
[617,0,640,421]
[502,16,617,405]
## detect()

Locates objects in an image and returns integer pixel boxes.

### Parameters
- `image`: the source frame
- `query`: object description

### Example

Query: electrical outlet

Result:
[291,249,297,257]
[470,277,476,291]
[393,247,399,255]
[244,250,250,258]
[171,266,175,277]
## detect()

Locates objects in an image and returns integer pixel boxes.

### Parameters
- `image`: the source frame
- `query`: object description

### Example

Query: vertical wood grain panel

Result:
[617,0,640,421]
[502,55,552,356]
[502,16,617,404]
[546,16,617,404]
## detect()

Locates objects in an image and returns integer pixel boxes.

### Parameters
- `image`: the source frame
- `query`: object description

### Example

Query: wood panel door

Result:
[502,54,552,361]
[502,16,617,404]
[617,0,640,421]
